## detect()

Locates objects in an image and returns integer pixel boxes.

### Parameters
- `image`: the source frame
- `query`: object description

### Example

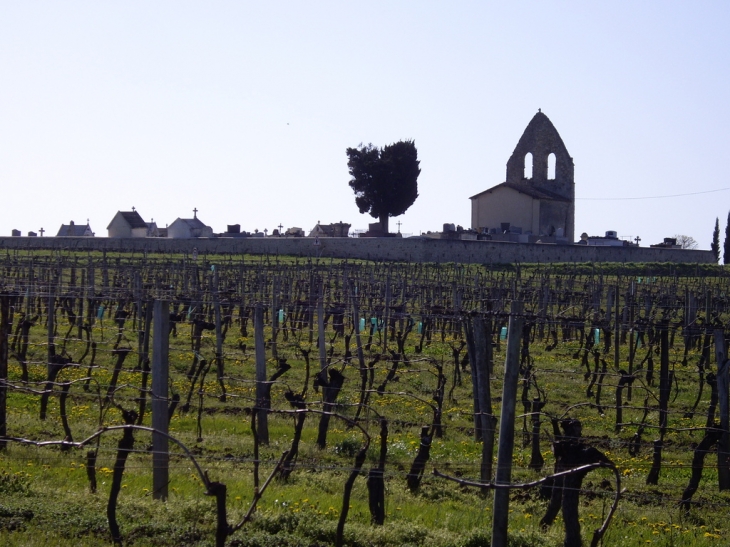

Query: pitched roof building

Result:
[167,210,213,238]
[470,111,575,242]
[307,222,351,238]
[107,210,149,238]
[56,220,94,237]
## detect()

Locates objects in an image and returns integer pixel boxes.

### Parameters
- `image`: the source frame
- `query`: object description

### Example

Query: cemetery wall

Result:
[0,236,715,264]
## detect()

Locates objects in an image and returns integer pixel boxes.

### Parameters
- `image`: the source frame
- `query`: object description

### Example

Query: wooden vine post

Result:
[213,269,226,401]
[48,270,56,362]
[613,283,620,371]
[151,299,170,500]
[0,292,8,450]
[491,300,524,547]
[254,304,269,444]
[627,280,635,401]
[714,329,730,489]
[472,315,496,484]
[317,279,326,371]
[351,280,367,424]
[271,276,279,361]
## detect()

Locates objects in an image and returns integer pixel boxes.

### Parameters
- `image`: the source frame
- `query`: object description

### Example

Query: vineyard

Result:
[1,252,730,547]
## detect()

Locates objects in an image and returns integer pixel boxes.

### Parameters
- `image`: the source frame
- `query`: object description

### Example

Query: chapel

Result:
[470,111,575,242]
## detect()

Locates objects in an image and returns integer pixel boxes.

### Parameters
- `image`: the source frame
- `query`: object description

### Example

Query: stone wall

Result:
[0,236,715,264]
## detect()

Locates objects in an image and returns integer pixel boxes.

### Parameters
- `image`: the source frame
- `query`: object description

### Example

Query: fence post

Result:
[271,276,279,361]
[48,272,56,360]
[213,270,226,401]
[0,292,9,450]
[382,272,390,353]
[152,299,170,500]
[318,280,327,371]
[87,256,95,328]
[491,300,524,547]
[614,283,620,370]
[473,315,495,484]
[715,329,730,489]
[628,281,635,401]
[254,304,269,444]
[136,272,144,368]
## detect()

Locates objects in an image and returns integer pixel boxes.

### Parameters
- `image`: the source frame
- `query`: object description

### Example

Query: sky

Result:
[1,2,729,248]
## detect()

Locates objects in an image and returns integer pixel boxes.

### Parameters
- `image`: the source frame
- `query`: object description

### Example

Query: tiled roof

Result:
[120,211,147,229]
[470,182,571,202]
[57,224,91,236]
[180,218,208,229]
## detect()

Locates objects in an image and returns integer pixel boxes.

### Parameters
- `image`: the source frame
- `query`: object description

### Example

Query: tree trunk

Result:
[379,216,389,234]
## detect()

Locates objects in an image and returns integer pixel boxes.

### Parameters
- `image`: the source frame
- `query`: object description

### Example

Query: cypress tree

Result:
[722,211,730,264]
[711,217,721,263]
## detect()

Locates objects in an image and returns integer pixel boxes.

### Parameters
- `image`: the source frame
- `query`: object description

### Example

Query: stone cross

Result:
[193,208,198,218]
[39,228,45,237]
[634,236,641,246]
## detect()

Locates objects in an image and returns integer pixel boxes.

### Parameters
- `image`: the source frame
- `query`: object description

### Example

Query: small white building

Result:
[307,222,351,237]
[167,212,213,239]
[107,211,149,238]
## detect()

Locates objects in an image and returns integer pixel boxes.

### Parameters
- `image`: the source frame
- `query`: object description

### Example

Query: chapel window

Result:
[548,153,556,179]
[524,152,533,179]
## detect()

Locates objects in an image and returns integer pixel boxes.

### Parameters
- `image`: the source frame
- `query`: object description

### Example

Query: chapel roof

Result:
[469,181,571,202]
[119,211,147,229]
[57,222,92,236]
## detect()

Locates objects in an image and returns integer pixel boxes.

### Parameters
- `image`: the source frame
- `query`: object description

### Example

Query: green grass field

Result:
[1,257,729,546]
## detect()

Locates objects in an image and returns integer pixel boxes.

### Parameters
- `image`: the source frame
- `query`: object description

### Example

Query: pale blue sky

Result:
[1,2,728,247]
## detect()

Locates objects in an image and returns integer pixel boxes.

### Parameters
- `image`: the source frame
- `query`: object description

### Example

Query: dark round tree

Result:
[346,140,420,234]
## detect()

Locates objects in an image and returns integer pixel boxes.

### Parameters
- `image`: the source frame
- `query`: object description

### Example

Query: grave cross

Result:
[396,220,402,233]
[39,228,45,237]
[634,236,641,246]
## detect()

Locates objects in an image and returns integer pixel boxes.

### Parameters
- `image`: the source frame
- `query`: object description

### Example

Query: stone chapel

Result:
[470,111,575,243]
